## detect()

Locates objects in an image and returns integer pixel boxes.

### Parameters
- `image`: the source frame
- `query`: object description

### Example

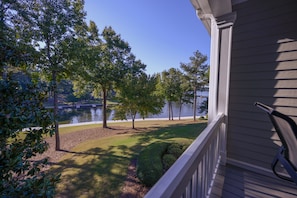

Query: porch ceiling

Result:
[189,0,233,33]
[190,0,232,18]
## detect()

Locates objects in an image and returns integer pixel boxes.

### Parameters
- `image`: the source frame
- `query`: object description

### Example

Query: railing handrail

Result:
[145,113,225,198]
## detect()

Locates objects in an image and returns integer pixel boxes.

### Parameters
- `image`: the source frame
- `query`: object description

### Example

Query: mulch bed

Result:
[33,126,149,198]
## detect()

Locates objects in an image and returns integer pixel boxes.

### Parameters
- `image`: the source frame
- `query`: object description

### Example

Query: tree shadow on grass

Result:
[133,122,207,145]
[50,146,132,198]
[49,121,207,198]
[57,148,103,156]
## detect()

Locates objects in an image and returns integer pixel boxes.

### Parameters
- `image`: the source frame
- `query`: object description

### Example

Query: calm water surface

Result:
[59,91,208,124]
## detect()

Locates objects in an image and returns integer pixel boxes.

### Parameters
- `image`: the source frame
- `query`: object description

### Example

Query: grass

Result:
[52,134,140,197]
[59,124,102,135]
[52,119,207,198]
[58,119,198,135]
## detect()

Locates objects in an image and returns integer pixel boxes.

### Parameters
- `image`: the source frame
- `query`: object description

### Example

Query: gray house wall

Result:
[228,0,297,170]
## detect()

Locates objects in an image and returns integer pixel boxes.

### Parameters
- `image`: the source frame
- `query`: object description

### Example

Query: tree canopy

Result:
[159,68,183,120]
[0,0,82,195]
[0,0,38,78]
[72,22,134,128]
[34,0,86,150]
[180,50,208,121]
[115,71,164,129]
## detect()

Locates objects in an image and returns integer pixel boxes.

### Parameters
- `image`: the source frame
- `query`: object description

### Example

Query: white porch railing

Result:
[145,113,225,198]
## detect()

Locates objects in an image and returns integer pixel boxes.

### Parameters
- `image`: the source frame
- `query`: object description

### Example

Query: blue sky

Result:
[84,0,210,75]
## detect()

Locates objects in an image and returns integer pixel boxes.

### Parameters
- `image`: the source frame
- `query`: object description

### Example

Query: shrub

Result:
[167,143,185,158]
[137,141,191,187]
[162,154,177,171]
[136,142,169,187]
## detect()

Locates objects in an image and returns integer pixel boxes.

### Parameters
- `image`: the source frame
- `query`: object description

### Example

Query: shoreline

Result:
[59,116,201,128]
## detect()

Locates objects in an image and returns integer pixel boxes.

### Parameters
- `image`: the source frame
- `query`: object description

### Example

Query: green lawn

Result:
[52,120,207,198]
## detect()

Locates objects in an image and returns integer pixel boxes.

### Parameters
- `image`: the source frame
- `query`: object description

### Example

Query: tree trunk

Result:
[102,86,108,128]
[179,100,182,120]
[132,115,135,129]
[168,101,171,120]
[53,71,60,151]
[193,87,197,121]
[170,102,174,120]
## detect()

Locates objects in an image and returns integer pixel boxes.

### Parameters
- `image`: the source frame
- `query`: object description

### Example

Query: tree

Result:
[0,2,61,195]
[0,78,60,197]
[115,70,164,129]
[0,0,38,79]
[177,71,193,120]
[115,73,164,129]
[75,24,132,128]
[99,26,132,128]
[69,20,100,102]
[159,68,183,120]
[58,79,81,104]
[34,0,86,150]
[180,50,208,121]
[198,67,210,115]
[199,97,209,115]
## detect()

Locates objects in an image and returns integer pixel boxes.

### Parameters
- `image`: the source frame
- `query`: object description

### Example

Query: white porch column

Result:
[207,15,219,123]
[208,12,236,122]
[208,12,236,164]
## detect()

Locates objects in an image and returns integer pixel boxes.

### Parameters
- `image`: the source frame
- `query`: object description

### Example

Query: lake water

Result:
[59,91,208,124]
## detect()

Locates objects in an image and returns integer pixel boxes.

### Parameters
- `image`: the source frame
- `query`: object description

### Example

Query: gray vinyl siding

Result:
[228,0,297,170]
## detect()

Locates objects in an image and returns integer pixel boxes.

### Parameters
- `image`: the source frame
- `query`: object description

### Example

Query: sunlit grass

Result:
[52,119,207,197]
[53,134,141,197]
[59,118,196,135]
[59,124,102,135]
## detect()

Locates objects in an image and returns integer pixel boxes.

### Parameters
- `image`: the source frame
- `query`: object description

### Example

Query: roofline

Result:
[190,0,212,34]
[190,0,245,34]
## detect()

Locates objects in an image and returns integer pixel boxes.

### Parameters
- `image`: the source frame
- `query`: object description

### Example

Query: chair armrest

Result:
[254,102,274,114]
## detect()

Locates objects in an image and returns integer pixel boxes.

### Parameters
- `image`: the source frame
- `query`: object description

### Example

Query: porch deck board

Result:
[210,164,297,198]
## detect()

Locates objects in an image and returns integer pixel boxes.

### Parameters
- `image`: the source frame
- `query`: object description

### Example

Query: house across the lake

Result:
[145,0,297,197]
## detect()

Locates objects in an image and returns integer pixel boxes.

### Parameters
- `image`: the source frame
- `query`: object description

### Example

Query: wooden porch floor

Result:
[210,164,297,198]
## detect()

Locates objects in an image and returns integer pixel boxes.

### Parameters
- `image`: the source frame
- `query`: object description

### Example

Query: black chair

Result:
[254,102,297,185]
